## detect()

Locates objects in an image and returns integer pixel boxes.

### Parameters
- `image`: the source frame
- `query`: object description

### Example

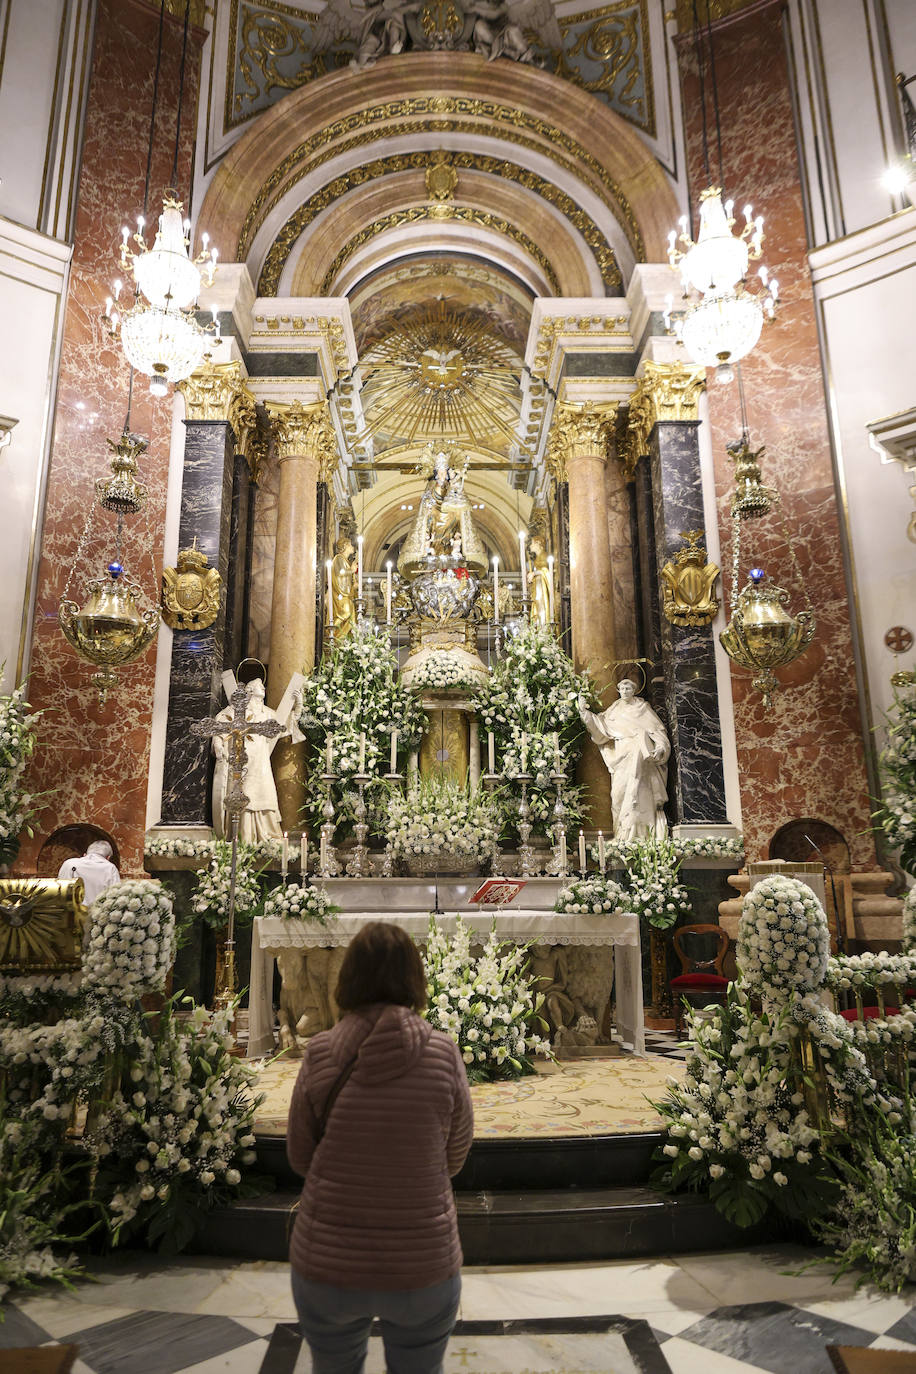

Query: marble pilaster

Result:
[548,403,618,831]
[266,400,337,830]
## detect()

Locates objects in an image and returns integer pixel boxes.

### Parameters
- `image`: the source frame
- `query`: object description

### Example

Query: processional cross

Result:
[191,684,285,1004]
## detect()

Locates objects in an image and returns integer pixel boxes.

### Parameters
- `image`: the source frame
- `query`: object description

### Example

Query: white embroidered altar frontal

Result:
[247,893,644,1061]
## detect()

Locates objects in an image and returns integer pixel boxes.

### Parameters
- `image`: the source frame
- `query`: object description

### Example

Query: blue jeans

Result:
[291,1270,461,1374]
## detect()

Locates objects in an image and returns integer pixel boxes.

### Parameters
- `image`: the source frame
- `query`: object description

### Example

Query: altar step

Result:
[192,1184,772,1266]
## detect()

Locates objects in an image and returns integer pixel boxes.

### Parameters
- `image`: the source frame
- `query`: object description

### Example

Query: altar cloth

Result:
[248,907,644,1059]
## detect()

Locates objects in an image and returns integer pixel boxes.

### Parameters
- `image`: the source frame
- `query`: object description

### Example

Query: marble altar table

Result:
[247,878,644,1060]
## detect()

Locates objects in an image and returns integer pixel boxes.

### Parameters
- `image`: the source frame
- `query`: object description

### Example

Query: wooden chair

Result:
[670,923,730,1036]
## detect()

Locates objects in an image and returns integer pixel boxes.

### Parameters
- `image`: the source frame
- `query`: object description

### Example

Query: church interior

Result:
[3,0,916,1370]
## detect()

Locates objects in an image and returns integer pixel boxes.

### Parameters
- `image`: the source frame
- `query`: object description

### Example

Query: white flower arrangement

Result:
[190,840,263,928]
[0,973,81,1023]
[826,950,916,992]
[873,681,916,875]
[738,875,829,998]
[597,834,745,866]
[406,652,478,692]
[554,875,627,915]
[623,837,692,930]
[385,777,501,861]
[0,679,40,867]
[902,886,916,953]
[424,915,550,1081]
[0,1118,84,1299]
[262,882,339,926]
[82,880,175,1000]
[144,833,282,863]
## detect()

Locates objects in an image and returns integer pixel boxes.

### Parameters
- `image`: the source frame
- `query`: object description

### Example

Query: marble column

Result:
[266,400,337,830]
[159,362,256,825]
[625,362,728,826]
[548,403,618,831]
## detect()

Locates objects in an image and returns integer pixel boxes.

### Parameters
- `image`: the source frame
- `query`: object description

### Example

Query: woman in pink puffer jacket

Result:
[287,921,474,1374]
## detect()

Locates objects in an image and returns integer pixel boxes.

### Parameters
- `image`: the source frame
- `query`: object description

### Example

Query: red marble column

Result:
[676,0,876,867]
[17,0,204,877]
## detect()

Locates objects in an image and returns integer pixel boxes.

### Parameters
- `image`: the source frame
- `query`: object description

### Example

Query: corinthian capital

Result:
[266,399,339,481]
[178,359,253,425]
[620,361,706,480]
[546,401,616,481]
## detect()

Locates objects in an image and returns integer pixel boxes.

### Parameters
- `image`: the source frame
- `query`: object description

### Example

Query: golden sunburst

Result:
[358,300,524,450]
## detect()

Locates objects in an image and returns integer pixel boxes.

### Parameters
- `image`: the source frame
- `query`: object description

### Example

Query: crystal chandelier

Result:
[666,188,778,382]
[103,0,217,396]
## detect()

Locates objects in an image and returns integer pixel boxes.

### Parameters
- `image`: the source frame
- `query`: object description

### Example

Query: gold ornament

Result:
[59,565,160,703]
[96,431,149,514]
[426,149,458,205]
[161,539,221,631]
[0,878,86,972]
[661,530,720,627]
[719,569,815,709]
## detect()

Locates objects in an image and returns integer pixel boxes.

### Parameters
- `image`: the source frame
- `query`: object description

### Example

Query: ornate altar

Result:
[0,878,87,972]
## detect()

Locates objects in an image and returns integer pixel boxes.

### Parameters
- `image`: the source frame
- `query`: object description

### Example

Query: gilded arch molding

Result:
[256,148,621,297]
[198,53,679,274]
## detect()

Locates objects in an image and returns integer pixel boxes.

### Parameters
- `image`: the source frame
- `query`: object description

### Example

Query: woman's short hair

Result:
[335,921,427,1014]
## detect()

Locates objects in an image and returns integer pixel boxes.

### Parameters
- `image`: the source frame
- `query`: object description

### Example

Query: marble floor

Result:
[3,1244,916,1374]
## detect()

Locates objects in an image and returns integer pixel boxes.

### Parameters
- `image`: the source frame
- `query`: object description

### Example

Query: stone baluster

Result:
[266,400,338,830]
[159,361,254,825]
[547,403,618,831]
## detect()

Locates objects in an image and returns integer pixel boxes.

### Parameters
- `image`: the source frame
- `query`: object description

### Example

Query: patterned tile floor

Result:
[3,1245,915,1374]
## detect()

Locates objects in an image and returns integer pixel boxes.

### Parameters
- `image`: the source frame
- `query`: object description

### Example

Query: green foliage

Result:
[623,836,692,930]
[189,840,266,930]
[0,677,40,868]
[873,681,916,875]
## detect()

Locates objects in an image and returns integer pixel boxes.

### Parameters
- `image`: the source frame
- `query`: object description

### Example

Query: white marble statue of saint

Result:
[578,679,670,842]
[211,673,305,844]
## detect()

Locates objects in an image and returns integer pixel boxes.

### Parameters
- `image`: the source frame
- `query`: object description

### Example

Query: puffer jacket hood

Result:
[329,1002,433,1084]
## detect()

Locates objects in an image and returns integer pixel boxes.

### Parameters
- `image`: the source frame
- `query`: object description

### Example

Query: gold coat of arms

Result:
[162,540,221,631]
[661,530,720,628]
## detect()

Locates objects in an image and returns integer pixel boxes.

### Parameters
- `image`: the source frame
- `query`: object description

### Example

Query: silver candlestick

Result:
[515,772,535,876]
[346,774,372,876]
[318,773,340,877]
[548,770,568,877]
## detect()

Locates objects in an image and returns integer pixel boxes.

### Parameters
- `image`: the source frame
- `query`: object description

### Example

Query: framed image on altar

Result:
[470,878,526,906]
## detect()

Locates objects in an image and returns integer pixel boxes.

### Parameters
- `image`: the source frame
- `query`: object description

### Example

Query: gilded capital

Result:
[546,402,616,482]
[179,359,254,426]
[620,361,706,481]
[267,399,339,481]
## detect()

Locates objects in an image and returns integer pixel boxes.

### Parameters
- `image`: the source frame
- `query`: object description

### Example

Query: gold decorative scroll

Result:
[661,529,720,628]
[620,361,706,480]
[162,542,221,631]
[546,401,616,482]
[178,359,255,426]
[266,400,339,481]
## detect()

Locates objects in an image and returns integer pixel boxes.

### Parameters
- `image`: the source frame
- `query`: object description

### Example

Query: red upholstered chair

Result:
[839,1004,901,1022]
[670,924,730,1036]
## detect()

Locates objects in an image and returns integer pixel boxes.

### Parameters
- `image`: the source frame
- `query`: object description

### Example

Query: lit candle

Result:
[578,829,587,871]
[325,735,333,773]
[519,531,528,601]
[326,559,333,624]
[358,731,366,772]
[357,534,363,602]
[488,730,495,774]
[281,832,289,877]
[520,731,527,773]
[553,731,561,773]
[492,555,500,624]
[390,727,398,774]
[300,834,308,874]
[547,554,555,622]
[386,560,393,624]
[598,830,606,871]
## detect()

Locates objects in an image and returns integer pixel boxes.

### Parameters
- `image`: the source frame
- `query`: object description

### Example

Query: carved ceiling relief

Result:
[227,0,653,139]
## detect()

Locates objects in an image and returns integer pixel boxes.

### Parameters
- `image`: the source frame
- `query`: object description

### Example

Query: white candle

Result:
[553,731,561,772]
[300,834,308,874]
[358,731,366,772]
[357,534,363,602]
[326,559,333,623]
[547,553,555,622]
[281,832,289,877]
[386,561,393,624]
[578,829,587,871]
[559,831,567,870]
[598,830,606,871]
[320,833,328,871]
[488,730,495,774]
[520,731,527,773]
[492,555,500,624]
[519,531,528,600]
[325,736,333,773]
[390,728,398,774]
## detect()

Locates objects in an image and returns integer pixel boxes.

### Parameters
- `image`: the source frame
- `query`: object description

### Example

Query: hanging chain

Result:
[61,505,99,604]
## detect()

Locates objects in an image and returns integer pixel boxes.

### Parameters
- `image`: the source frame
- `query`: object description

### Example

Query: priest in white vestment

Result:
[57,840,121,904]
[211,676,303,844]
[579,679,671,842]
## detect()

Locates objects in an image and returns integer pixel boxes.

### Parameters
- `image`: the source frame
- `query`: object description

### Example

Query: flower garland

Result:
[424,915,550,1081]
[598,834,746,866]
[737,875,830,998]
[82,880,175,1000]
[873,680,916,875]
[385,776,501,861]
[902,886,916,953]
[144,833,282,863]
[190,840,264,929]
[0,973,81,1023]
[554,875,626,915]
[0,680,40,867]
[623,836,692,930]
[405,651,478,693]
[826,950,916,993]
[262,882,339,925]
